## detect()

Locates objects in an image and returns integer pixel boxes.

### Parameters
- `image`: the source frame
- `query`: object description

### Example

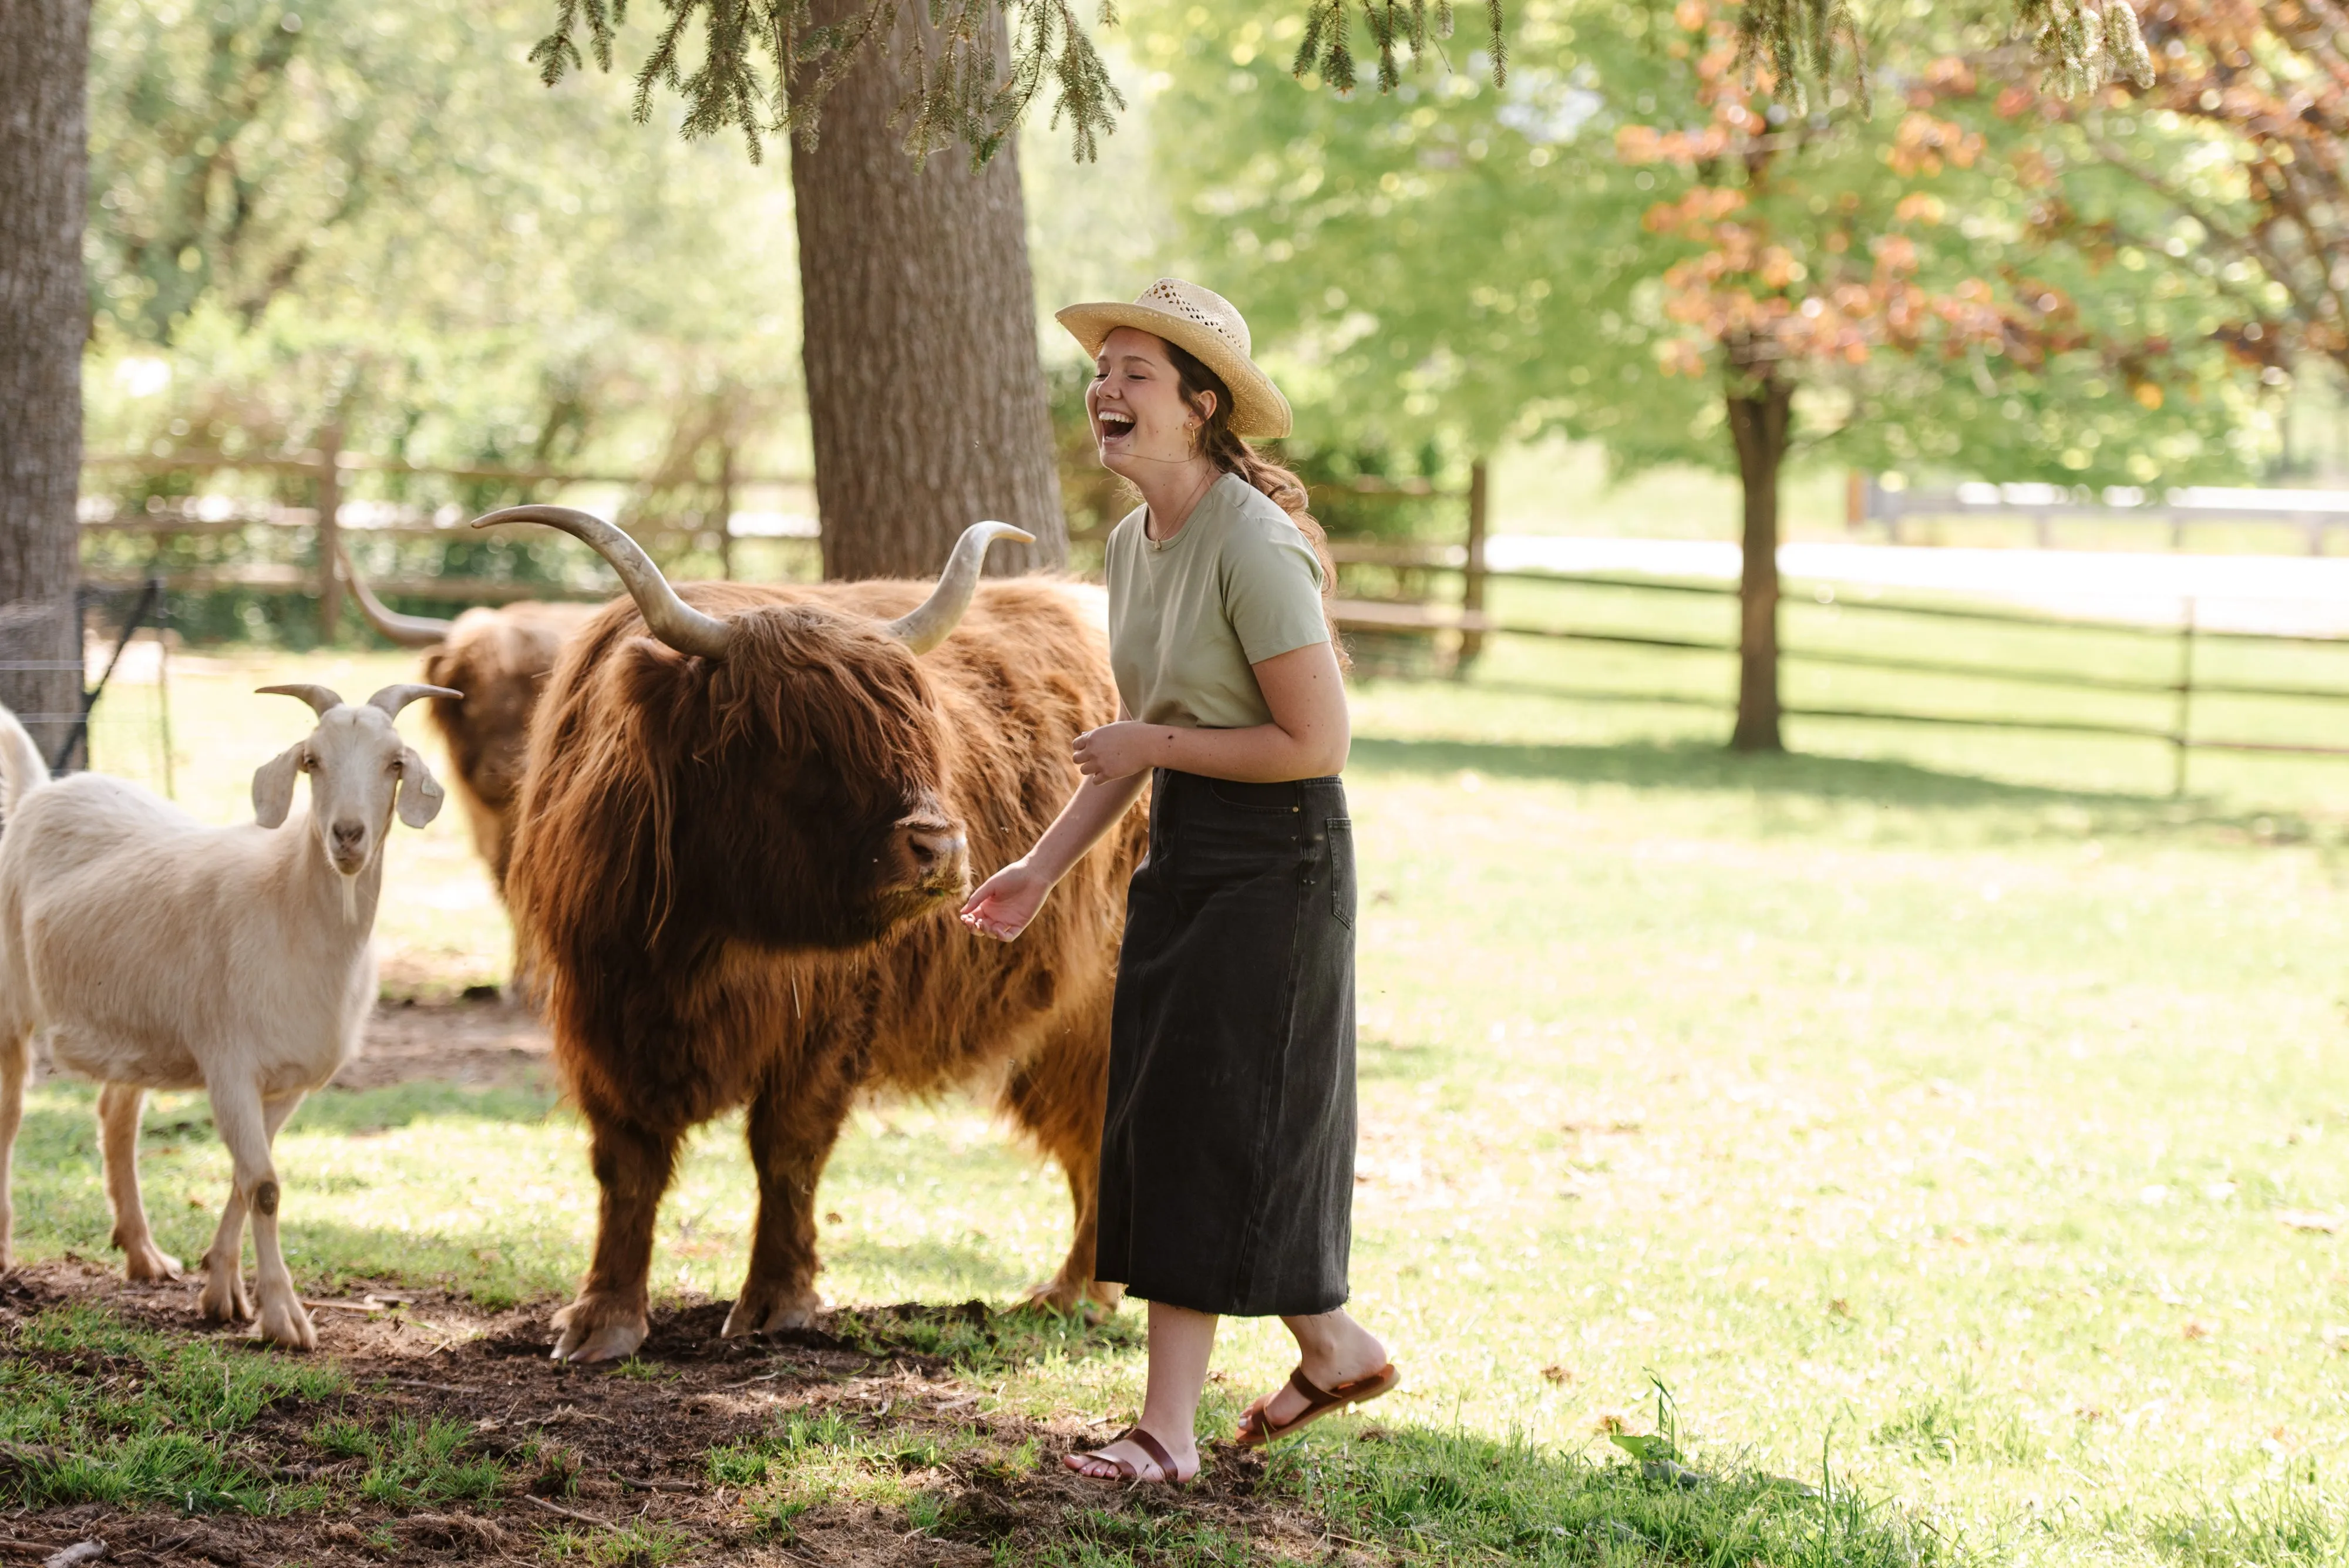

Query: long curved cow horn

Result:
[258,684,345,716]
[366,683,463,718]
[472,506,735,661]
[885,521,1037,654]
[335,540,455,649]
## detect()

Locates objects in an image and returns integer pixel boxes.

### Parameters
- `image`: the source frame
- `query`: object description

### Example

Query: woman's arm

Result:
[958,714,1153,943]
[1072,640,1350,785]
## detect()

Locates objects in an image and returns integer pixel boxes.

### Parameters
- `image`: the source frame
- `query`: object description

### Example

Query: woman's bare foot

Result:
[1248,1308,1390,1432]
[1064,1425,1198,1485]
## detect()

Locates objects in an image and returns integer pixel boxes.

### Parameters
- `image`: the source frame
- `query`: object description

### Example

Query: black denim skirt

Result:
[1096,768,1357,1317]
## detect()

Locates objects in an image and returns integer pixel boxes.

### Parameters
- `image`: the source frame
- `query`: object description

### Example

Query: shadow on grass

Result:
[1263,1424,1936,1568]
[1351,733,2334,836]
[21,1078,562,1141]
[823,1237,1039,1300]
[827,1298,1143,1374]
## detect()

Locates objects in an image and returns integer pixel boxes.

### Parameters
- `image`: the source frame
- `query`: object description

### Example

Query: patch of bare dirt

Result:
[0,1264,1368,1567]
[332,998,553,1091]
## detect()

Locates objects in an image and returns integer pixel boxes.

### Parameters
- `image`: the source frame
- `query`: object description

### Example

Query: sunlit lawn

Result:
[15,630,2349,1563]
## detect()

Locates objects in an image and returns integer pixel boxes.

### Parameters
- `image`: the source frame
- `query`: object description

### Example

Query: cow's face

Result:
[638,609,971,952]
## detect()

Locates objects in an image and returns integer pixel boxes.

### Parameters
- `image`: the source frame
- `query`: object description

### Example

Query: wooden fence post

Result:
[1457,457,1489,675]
[2172,595,2196,797]
[314,426,344,644]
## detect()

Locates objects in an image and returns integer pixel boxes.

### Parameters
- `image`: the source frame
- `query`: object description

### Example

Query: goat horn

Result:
[257,684,345,716]
[366,683,463,718]
[335,539,454,648]
[885,521,1036,654]
[472,505,733,661]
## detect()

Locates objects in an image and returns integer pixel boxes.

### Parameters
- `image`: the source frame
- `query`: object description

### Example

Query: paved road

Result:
[1486,537,2349,636]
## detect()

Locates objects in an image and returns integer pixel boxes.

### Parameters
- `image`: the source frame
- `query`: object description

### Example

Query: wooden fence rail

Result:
[1331,561,2349,790]
[82,449,816,638]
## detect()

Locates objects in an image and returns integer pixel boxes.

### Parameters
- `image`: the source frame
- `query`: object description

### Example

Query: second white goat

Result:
[0,682,457,1348]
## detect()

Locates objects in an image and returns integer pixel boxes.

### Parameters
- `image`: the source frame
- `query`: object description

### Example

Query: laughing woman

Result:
[960,280,1398,1486]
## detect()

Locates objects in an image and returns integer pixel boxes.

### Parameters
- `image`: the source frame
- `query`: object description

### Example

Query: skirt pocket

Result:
[1327,817,1355,928]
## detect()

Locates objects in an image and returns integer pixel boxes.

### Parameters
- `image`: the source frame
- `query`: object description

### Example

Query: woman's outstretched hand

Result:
[960,859,1054,942]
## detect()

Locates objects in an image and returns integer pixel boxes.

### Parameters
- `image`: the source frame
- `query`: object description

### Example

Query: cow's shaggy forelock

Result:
[511,593,951,971]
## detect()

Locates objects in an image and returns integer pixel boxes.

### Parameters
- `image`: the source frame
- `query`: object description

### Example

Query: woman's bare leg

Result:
[1065,1301,1215,1482]
[1249,1307,1389,1429]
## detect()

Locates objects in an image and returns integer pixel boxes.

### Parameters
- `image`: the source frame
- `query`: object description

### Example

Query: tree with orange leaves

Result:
[2026,0,2349,389]
[1611,0,2263,749]
[1159,0,2263,752]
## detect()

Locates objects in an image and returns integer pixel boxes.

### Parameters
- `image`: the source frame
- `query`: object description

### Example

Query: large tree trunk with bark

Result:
[0,0,92,772]
[1726,370,1792,753]
[791,1,1065,583]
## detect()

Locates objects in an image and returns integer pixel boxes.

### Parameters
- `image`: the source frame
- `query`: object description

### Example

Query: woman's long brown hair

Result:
[1162,341,1347,665]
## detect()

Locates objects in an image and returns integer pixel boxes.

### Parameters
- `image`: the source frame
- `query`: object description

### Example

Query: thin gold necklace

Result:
[1149,466,1217,543]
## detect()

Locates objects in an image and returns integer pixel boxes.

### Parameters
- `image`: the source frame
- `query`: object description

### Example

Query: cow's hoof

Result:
[1021,1277,1122,1323]
[721,1282,822,1338]
[550,1295,647,1363]
[257,1293,318,1351]
[200,1262,253,1324]
[123,1241,183,1282]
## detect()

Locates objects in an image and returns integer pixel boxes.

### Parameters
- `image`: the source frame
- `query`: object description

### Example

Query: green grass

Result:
[0,1305,346,1512]
[15,637,2349,1562]
[310,1412,506,1506]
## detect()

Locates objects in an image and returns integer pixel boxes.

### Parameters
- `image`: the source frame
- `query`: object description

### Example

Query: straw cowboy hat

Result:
[1056,279,1294,440]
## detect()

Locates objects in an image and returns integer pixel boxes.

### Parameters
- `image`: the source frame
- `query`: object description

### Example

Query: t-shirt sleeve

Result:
[1220,510,1331,664]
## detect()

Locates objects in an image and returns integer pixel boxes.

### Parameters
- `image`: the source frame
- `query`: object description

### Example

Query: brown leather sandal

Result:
[1234,1363,1402,1447]
[1068,1425,1193,1486]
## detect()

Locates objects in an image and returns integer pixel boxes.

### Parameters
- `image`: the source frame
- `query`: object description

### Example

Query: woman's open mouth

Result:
[1098,410,1135,443]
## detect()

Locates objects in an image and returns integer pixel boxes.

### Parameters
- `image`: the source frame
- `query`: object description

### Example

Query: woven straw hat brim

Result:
[1056,301,1294,440]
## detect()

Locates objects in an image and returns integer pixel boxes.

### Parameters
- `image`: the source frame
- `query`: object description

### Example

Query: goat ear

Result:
[252,744,302,828]
[395,745,445,828]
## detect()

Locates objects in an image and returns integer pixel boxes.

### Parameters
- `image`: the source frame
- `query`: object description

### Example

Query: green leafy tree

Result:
[1147,0,2264,749]
[85,0,805,509]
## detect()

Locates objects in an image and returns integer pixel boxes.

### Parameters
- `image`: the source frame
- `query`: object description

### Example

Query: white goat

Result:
[0,682,456,1348]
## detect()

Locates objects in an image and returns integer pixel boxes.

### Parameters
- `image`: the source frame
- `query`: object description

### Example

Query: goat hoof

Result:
[257,1297,318,1351]
[200,1270,253,1324]
[123,1244,183,1283]
[549,1296,647,1363]
[721,1284,821,1338]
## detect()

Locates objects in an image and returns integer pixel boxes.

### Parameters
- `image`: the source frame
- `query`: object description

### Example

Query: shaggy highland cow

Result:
[336,546,597,893]
[480,506,1141,1362]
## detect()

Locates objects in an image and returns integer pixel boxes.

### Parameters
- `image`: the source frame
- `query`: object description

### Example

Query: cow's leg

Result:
[724,1055,859,1338]
[0,1024,25,1272]
[551,1111,681,1362]
[97,1084,180,1280]
[999,1012,1119,1318]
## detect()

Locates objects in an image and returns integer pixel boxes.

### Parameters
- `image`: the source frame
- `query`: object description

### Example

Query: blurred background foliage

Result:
[82,0,805,604]
[1136,0,2276,500]
[79,0,2313,634]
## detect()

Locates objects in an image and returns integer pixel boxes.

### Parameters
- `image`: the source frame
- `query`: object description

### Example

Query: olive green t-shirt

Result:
[1105,473,1330,730]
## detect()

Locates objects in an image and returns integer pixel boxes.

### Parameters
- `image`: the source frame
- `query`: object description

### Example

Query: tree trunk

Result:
[790,1,1065,583]
[0,0,92,772]
[1726,372,1792,753]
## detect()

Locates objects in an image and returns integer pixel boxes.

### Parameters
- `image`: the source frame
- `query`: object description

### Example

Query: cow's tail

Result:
[0,704,50,819]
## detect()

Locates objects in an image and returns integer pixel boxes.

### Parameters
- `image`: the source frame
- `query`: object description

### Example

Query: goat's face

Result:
[251,684,457,875]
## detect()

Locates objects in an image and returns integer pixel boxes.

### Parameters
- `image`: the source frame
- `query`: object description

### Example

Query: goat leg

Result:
[551,1112,679,1362]
[97,1084,181,1281]
[0,1025,23,1271]
[205,1083,314,1349]
[725,1057,859,1339]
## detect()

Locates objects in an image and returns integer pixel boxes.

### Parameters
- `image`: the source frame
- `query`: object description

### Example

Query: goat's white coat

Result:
[0,688,450,1348]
